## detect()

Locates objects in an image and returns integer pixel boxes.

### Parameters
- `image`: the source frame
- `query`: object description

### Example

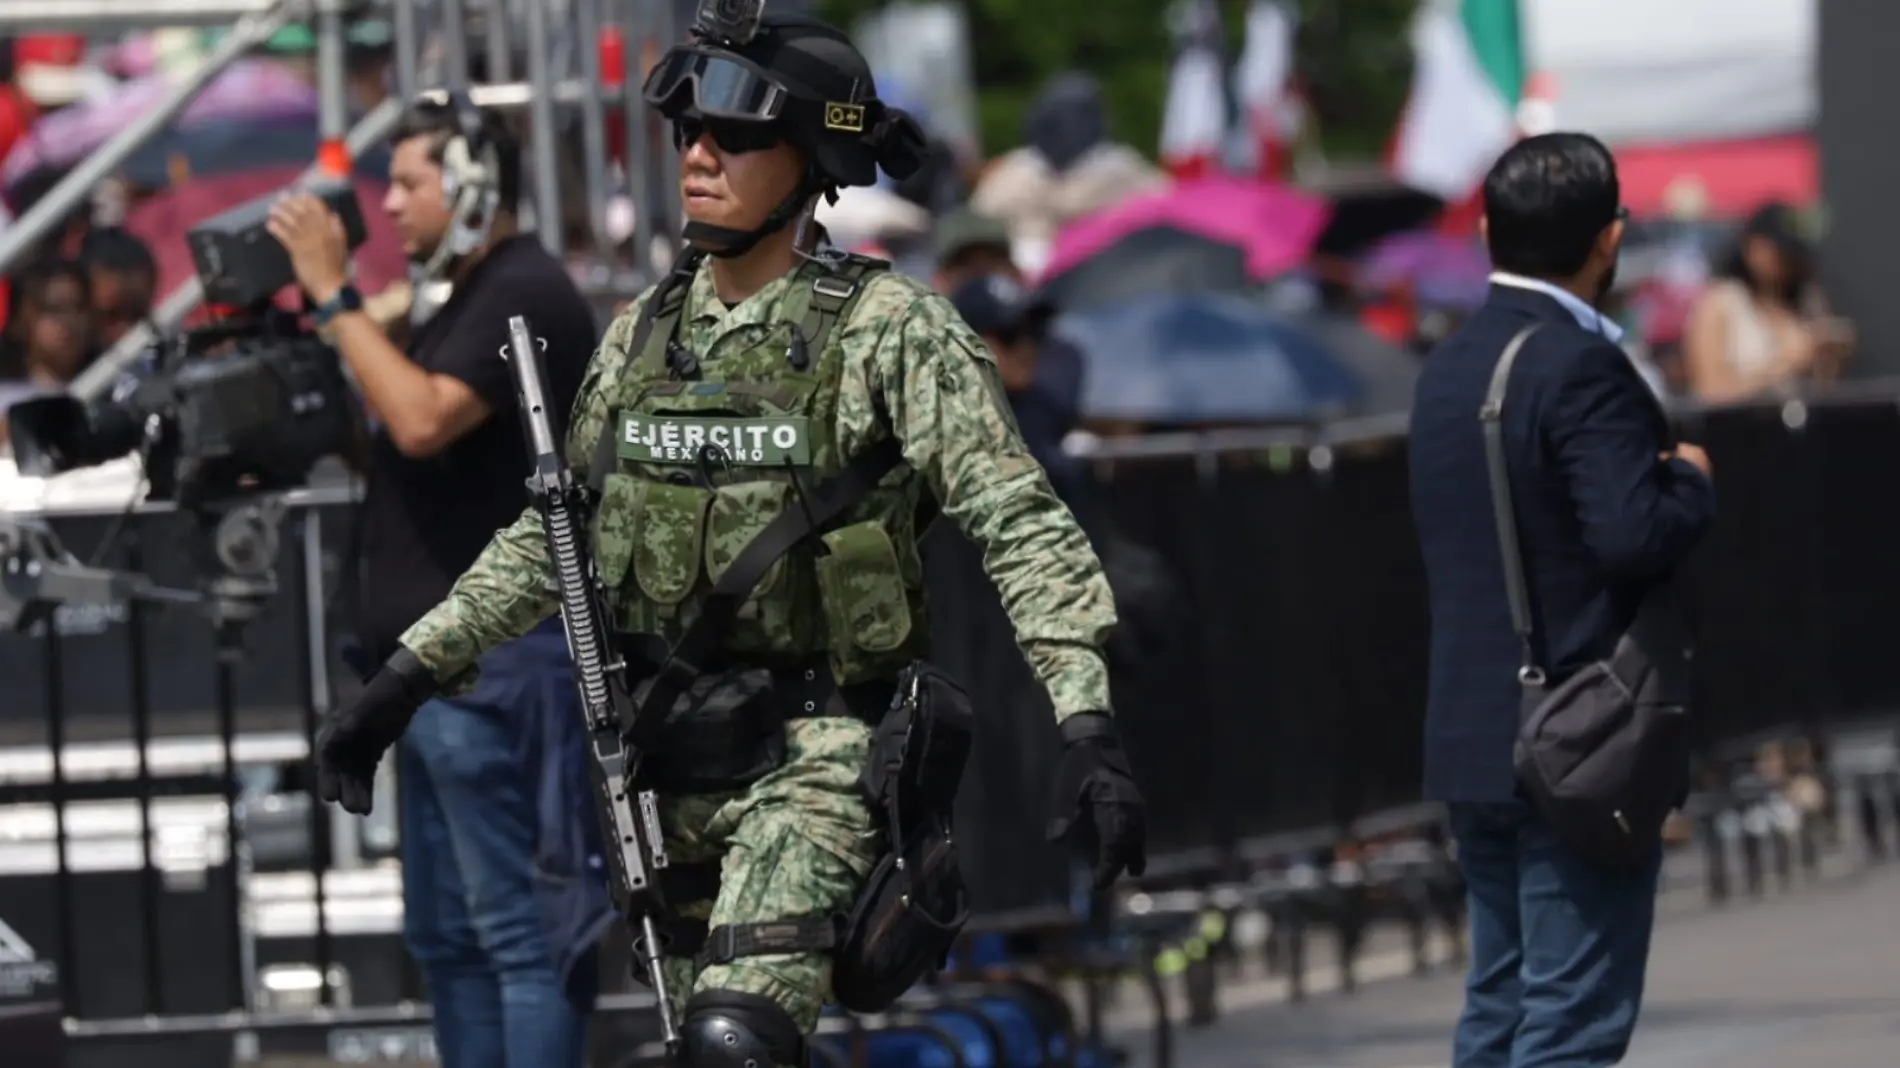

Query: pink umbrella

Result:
[122,166,410,308]
[1,60,317,186]
[1357,230,1492,309]
[1042,175,1332,282]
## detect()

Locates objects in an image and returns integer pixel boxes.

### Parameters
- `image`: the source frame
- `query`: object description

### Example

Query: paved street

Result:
[1106,854,1900,1068]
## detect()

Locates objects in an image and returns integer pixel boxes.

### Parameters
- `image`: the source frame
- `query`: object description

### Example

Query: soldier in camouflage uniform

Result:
[314,5,1148,1065]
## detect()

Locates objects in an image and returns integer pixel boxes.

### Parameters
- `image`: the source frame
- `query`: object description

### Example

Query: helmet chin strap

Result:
[681,172,824,258]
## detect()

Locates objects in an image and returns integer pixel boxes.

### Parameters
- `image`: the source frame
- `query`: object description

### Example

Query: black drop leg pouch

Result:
[830,661,975,1014]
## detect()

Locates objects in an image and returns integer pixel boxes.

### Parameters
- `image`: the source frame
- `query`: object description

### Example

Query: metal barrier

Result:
[968,384,1900,876]
[10,376,1900,1060]
[0,482,687,1064]
[900,384,1900,1042]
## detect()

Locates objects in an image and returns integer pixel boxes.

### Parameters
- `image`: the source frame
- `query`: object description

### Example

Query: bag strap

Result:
[633,436,906,734]
[638,247,706,375]
[1479,324,1546,685]
[586,249,704,495]
[786,254,886,356]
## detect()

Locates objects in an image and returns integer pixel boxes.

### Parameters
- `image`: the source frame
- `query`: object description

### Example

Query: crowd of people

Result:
[0,21,1865,456]
[0,226,157,423]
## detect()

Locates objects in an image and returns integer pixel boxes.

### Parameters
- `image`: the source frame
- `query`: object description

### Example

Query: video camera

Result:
[7,180,368,510]
[693,0,767,45]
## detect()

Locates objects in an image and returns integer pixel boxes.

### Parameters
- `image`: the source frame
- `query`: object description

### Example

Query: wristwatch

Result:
[312,284,364,328]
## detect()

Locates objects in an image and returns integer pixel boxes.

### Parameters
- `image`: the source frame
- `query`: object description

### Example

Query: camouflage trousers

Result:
[654,716,878,1032]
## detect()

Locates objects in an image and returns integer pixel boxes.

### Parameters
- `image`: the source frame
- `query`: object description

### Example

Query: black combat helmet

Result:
[643,0,927,255]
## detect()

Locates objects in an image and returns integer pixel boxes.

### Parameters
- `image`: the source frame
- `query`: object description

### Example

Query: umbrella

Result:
[1356,230,1491,310]
[122,166,411,305]
[1051,291,1364,423]
[1284,312,1421,417]
[1,59,317,186]
[110,119,392,190]
[1044,175,1332,282]
[1036,226,1255,313]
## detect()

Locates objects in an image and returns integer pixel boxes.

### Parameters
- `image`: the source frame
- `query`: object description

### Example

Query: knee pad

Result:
[679,989,806,1068]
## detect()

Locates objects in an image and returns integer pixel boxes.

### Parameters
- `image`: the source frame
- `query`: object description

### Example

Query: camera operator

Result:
[267,93,611,1068]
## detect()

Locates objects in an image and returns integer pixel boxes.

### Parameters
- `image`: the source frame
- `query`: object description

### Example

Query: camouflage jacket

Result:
[398,255,1118,720]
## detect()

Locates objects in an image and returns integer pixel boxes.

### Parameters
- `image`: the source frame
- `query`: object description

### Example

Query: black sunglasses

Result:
[672,115,784,155]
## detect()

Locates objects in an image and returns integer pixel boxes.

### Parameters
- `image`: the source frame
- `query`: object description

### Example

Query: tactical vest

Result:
[585,253,932,687]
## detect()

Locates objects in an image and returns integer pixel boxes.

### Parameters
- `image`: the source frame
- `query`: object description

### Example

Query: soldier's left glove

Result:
[315,646,438,815]
[1045,711,1149,890]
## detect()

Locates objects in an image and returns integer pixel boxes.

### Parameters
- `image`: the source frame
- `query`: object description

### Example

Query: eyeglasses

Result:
[673,115,784,155]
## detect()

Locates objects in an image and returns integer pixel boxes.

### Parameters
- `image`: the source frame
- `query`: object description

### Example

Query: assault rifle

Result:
[502,315,681,1053]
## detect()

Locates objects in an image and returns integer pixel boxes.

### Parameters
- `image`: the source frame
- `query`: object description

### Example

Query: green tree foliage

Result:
[818,0,1416,162]
[1293,0,1418,157]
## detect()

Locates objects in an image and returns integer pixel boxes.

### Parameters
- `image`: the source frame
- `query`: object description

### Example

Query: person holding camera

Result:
[268,94,611,1068]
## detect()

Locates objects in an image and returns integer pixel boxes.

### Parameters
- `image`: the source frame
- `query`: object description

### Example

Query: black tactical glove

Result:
[1045,711,1149,890]
[315,646,439,815]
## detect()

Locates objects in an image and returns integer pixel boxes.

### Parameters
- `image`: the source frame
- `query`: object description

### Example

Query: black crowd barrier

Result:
[935,385,1900,912]
[1,384,1897,1064]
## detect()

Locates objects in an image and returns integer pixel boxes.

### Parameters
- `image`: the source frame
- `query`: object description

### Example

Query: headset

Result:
[414,88,502,279]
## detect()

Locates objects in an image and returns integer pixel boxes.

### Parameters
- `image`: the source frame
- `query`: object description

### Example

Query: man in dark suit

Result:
[1408,133,1717,1068]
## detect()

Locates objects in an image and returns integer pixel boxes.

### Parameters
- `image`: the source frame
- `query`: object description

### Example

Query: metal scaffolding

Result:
[0,1,685,1053]
[0,0,683,400]
[0,0,284,29]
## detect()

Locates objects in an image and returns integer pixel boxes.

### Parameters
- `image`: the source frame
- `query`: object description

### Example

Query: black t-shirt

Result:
[355,235,596,660]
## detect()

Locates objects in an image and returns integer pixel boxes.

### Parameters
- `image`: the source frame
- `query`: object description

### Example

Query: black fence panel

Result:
[1090,456,1226,857]
[1306,443,1433,820]
[1805,403,1900,716]
[1082,442,1431,852]
[923,525,1068,915]
[929,395,1900,909]
[1683,405,1820,745]
[925,438,1435,909]
[1680,399,1900,747]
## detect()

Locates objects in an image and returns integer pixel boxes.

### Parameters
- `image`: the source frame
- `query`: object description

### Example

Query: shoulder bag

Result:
[1482,325,1695,870]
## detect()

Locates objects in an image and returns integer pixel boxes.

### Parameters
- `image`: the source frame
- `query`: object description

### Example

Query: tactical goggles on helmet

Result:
[643,46,789,123]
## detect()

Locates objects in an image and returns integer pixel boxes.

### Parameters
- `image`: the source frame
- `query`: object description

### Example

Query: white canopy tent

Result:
[1520,0,1815,146]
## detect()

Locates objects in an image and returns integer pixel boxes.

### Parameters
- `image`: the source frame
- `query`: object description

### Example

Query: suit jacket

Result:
[1408,284,1717,803]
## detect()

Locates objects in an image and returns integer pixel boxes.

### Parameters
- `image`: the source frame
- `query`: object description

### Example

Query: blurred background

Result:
[3,2,1900,1067]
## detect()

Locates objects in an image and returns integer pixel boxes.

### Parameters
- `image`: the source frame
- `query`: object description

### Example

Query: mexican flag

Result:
[1391,0,1525,201]
[1158,41,1227,180]
[1233,0,1301,180]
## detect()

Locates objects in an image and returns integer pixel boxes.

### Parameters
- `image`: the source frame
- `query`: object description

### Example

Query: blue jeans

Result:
[1447,801,1662,1068]
[400,695,591,1068]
